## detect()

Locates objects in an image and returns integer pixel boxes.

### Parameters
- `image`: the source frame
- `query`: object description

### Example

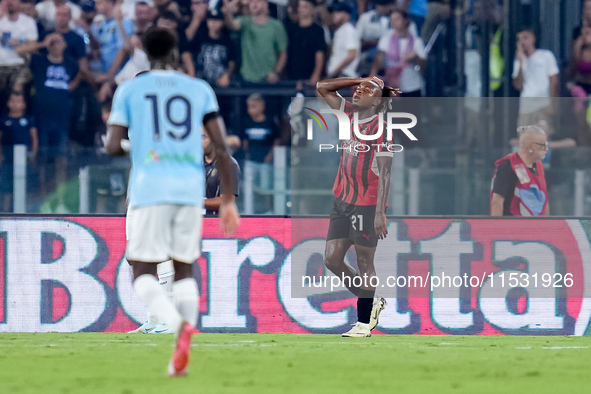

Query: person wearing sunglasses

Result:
[491,124,549,216]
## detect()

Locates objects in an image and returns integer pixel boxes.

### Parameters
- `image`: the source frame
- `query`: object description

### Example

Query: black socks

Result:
[357,289,376,324]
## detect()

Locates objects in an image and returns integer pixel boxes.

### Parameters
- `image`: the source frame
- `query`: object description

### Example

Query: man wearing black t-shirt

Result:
[285,0,326,86]
[240,93,279,213]
[241,94,279,163]
[189,9,236,88]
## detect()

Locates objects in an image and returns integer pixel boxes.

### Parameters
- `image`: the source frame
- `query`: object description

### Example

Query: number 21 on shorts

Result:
[350,214,364,231]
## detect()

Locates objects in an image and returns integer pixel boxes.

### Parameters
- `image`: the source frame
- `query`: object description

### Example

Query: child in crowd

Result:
[0,91,38,211]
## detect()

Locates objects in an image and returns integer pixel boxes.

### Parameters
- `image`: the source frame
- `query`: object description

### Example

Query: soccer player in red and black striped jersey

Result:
[317,76,398,337]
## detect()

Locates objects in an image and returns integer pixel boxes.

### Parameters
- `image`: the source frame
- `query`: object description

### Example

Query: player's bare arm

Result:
[375,155,392,239]
[204,114,241,235]
[316,76,375,110]
[106,125,128,156]
[204,196,223,212]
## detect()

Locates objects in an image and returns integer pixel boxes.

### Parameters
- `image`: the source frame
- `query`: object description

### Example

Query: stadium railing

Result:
[4,143,591,216]
[3,97,591,216]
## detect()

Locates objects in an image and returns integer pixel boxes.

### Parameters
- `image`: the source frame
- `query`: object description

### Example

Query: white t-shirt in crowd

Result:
[115,48,149,85]
[357,10,390,41]
[327,22,360,78]
[35,0,81,31]
[512,49,559,113]
[0,14,38,66]
[377,31,426,93]
[121,0,136,21]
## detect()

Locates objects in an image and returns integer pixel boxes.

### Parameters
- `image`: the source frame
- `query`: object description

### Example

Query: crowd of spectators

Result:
[0,0,590,213]
[0,0,442,151]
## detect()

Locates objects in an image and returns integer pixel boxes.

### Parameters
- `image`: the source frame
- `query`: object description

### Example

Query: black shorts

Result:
[327,198,378,247]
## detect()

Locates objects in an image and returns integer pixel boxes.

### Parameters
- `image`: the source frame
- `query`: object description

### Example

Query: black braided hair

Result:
[376,86,401,113]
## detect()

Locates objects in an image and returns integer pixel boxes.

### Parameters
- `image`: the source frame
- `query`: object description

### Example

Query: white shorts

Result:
[125,204,203,264]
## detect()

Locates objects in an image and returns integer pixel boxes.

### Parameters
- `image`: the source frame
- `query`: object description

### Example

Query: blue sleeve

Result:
[123,19,135,38]
[201,81,220,116]
[108,83,130,127]
[113,20,134,49]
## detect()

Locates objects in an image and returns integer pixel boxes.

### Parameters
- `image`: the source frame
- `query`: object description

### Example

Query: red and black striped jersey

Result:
[332,99,395,206]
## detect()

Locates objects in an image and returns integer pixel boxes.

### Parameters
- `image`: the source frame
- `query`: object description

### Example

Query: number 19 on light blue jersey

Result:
[108,70,220,208]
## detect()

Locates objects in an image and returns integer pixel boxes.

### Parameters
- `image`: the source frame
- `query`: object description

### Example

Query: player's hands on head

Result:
[374,212,388,240]
[369,76,384,89]
[362,76,384,90]
[219,201,240,237]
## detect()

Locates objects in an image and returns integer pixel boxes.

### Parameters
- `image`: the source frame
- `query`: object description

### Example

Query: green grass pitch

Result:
[0,333,590,393]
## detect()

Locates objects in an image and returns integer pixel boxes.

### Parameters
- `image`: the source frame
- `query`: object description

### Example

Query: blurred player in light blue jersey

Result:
[106,27,240,377]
